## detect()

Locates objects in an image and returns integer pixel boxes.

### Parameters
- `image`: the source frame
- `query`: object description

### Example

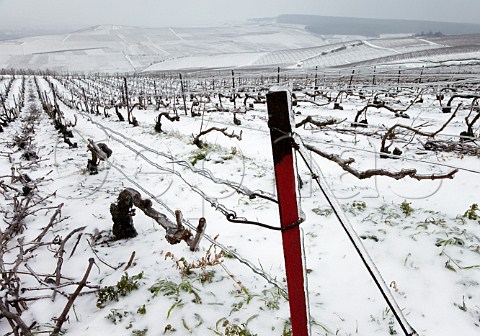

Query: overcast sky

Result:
[1,0,479,28]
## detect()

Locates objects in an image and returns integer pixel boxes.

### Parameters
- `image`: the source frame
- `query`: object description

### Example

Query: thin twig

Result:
[124,251,136,271]
[50,258,95,336]
[0,299,32,336]
[52,226,86,301]
[34,203,64,243]
[23,264,69,299]
[86,239,120,270]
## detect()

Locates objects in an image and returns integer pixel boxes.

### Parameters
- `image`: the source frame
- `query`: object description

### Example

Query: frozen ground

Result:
[0,23,329,73]
[0,22,479,73]
[0,70,479,335]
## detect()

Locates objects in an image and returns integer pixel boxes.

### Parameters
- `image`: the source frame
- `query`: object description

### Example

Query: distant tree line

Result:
[415,31,445,37]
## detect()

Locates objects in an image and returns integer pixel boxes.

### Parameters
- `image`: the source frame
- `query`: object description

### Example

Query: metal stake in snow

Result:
[267,89,309,336]
[179,73,188,116]
[123,77,130,114]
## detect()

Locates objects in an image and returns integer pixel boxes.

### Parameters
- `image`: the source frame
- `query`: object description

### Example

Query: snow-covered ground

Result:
[1,22,479,73]
[0,23,330,73]
[1,70,479,336]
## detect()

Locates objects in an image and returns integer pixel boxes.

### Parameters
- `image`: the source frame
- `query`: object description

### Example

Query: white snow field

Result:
[0,21,480,336]
[1,22,479,73]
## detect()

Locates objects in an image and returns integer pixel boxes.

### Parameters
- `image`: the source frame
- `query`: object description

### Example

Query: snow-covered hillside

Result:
[1,22,479,74]
[0,23,329,73]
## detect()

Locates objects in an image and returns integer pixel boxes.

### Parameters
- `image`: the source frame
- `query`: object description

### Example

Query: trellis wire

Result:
[294,133,417,336]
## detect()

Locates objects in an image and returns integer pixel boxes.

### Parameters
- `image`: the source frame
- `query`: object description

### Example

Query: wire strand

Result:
[294,133,417,336]
[303,136,480,175]
[69,112,289,296]
[106,160,289,297]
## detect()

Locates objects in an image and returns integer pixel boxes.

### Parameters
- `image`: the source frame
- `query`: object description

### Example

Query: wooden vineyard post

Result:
[267,89,309,336]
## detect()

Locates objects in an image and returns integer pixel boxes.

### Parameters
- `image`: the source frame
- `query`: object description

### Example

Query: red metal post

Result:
[267,90,309,336]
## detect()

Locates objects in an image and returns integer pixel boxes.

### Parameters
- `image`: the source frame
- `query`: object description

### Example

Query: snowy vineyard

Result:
[0,66,479,336]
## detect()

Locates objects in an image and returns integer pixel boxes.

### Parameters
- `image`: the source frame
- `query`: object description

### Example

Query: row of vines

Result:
[0,65,479,335]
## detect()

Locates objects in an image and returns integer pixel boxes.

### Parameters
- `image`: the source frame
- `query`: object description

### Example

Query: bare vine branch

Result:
[355,89,424,122]
[52,226,87,301]
[295,116,345,129]
[0,299,33,336]
[380,104,462,154]
[34,203,64,243]
[50,258,95,336]
[192,127,242,148]
[303,143,458,180]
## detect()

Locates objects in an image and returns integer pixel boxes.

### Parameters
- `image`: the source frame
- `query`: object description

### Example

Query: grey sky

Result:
[1,0,479,28]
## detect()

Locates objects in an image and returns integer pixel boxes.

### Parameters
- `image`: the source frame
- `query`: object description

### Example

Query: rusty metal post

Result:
[267,89,309,336]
